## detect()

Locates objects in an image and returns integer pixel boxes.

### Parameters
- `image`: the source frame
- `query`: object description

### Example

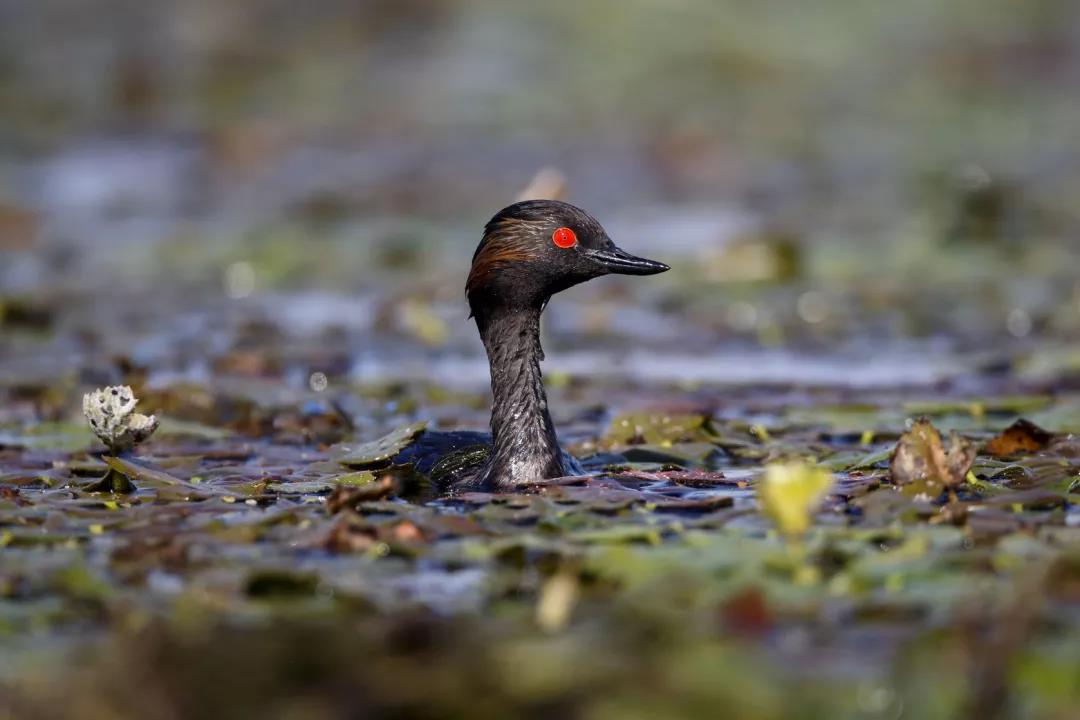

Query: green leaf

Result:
[605,412,715,445]
[334,422,428,468]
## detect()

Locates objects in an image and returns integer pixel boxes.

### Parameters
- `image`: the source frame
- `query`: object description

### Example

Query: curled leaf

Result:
[890,418,975,494]
[326,476,397,512]
[334,422,427,468]
[83,465,137,494]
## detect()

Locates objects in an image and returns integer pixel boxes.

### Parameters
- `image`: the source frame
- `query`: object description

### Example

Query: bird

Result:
[393,200,668,492]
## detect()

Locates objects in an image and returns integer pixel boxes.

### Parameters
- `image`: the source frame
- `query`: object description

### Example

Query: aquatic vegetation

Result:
[2,273,1079,718]
[3,2,1080,715]
[79,385,159,493]
[758,461,833,537]
[82,385,158,455]
[4,360,1079,719]
[985,418,1054,457]
[890,417,975,504]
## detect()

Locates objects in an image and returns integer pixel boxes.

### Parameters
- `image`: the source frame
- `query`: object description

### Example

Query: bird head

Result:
[466,200,668,321]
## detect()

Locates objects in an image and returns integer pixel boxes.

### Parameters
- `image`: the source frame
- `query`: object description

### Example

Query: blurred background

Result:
[2,0,1080,393]
[3,5,1080,717]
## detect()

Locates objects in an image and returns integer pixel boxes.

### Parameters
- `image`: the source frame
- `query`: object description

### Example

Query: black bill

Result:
[587,245,670,275]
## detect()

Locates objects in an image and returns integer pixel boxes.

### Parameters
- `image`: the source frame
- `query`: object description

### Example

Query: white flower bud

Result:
[82,385,158,453]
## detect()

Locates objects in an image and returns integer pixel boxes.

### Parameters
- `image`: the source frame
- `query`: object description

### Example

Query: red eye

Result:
[552,227,577,249]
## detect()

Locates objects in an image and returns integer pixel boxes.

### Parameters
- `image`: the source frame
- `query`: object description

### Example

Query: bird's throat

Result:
[477,306,565,488]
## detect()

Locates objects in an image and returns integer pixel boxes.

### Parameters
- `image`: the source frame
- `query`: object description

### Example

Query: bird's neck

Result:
[476,305,565,488]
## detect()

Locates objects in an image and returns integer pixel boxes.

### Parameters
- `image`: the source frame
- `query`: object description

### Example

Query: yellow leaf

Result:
[758,461,834,537]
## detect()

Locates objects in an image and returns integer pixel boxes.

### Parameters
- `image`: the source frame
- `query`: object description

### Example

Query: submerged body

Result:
[393,429,584,492]
[395,200,667,491]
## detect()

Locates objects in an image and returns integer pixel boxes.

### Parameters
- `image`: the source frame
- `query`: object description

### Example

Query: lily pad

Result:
[335,422,428,468]
[102,455,213,498]
[268,471,375,495]
[605,412,715,446]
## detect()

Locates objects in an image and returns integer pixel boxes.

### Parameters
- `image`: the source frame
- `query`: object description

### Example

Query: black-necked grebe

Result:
[395,200,668,491]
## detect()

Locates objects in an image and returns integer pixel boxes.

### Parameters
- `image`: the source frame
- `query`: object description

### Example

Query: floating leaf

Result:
[984,418,1054,457]
[758,461,834,537]
[266,480,337,495]
[102,455,213,498]
[614,469,733,488]
[605,412,715,446]
[326,476,397,512]
[843,445,894,471]
[335,471,376,487]
[335,422,428,468]
[268,471,375,495]
[83,465,136,494]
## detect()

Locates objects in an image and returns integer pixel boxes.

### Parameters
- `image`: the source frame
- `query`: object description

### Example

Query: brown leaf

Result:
[984,419,1053,457]
[0,486,25,505]
[890,418,975,492]
[326,476,397,513]
[615,469,732,488]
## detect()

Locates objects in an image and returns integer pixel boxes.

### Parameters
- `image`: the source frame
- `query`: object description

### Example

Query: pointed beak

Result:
[586,245,670,276]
